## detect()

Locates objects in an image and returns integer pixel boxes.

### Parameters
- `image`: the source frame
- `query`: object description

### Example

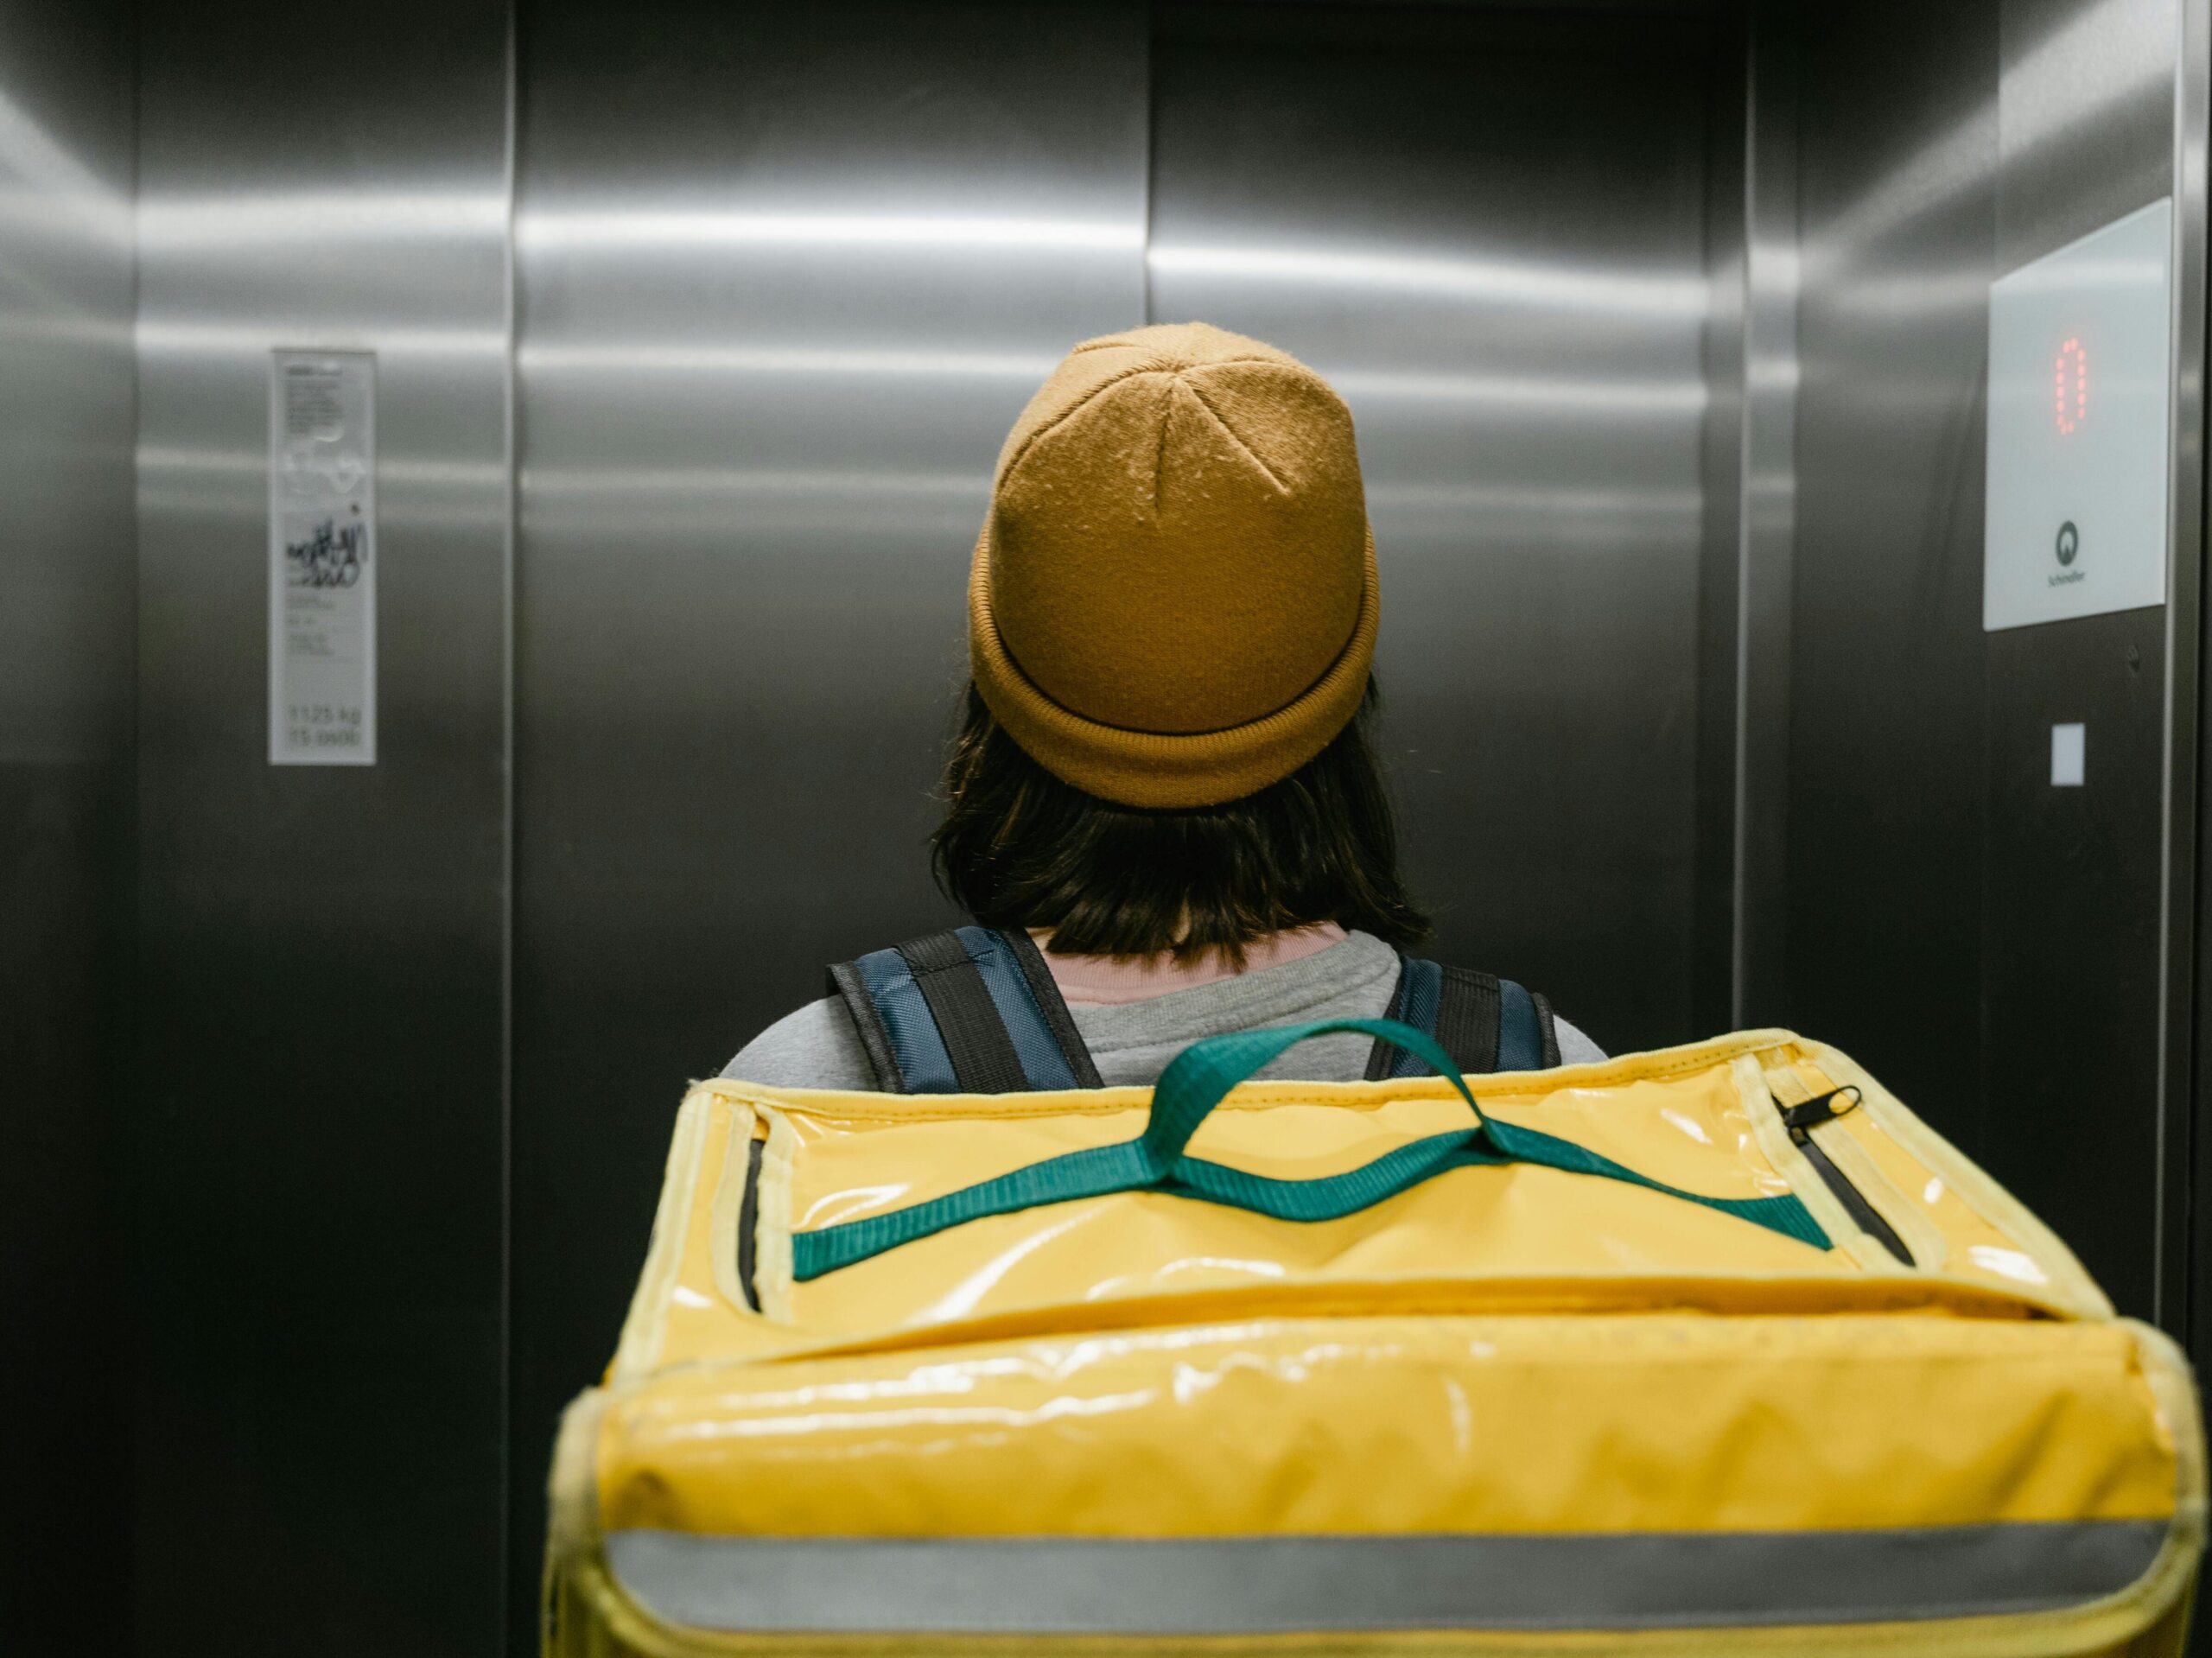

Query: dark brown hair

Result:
[931,679,1430,965]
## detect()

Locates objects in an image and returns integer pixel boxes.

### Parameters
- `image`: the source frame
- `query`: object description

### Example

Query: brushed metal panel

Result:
[508,1,1147,1634]
[1785,0,1999,1159]
[1980,0,2177,1319]
[0,1,135,1648]
[1147,4,1713,1051]
[133,3,512,1652]
[1694,4,1750,1036]
[1734,2,1801,1028]
[1982,608,2165,1318]
[1997,0,2179,272]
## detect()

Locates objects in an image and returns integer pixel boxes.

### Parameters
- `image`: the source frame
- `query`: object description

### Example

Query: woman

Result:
[725,322,1602,1089]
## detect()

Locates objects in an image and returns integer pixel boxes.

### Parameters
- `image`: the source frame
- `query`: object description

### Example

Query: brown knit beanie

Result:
[969,321,1378,810]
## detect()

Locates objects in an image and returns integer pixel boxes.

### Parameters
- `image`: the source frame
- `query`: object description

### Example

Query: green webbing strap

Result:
[790,1018,1830,1281]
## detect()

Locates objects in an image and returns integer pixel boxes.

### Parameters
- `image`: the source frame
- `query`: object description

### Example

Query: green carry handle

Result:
[1141,1016,1485,1168]
[787,1018,1828,1282]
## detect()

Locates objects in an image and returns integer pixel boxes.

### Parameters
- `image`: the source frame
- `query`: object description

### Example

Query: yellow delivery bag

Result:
[544,1020,2202,1655]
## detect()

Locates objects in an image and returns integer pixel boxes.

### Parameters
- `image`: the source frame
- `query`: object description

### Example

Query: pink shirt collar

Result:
[1033,923,1350,1007]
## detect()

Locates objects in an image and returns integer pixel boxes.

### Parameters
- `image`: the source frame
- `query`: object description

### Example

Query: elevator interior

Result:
[4,0,2207,1653]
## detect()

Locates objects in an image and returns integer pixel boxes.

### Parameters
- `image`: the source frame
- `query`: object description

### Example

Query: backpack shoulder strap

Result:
[1525,989,1564,1070]
[1497,980,1561,1070]
[1364,954,1559,1079]
[827,925,1101,1094]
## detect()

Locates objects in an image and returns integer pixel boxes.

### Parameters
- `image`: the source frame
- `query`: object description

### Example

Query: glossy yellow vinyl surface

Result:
[616,1032,2116,1379]
[598,1312,2179,1538]
[780,1060,1792,1222]
[784,1160,1859,1331]
[765,1059,1834,1331]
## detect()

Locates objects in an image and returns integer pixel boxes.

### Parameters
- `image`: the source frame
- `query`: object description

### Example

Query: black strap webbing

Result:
[827,957,906,1094]
[897,931,1031,1094]
[1530,991,1563,1070]
[1436,966,1503,1074]
[1365,955,1559,1080]
[999,929,1104,1089]
[828,927,1102,1093]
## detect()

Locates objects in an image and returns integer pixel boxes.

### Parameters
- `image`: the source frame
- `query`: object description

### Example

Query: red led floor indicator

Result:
[2055,335,2088,435]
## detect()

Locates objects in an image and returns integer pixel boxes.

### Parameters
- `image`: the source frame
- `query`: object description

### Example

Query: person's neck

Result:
[1031,923,1348,1007]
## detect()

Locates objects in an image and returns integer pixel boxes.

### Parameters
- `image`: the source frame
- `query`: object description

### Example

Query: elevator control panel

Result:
[1983,198,2172,632]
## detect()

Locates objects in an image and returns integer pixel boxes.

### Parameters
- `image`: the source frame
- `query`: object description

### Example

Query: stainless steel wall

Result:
[1720,1,1802,1032]
[1148,4,1715,1051]
[1778,0,2196,1322]
[133,3,512,1652]
[506,0,1149,1629]
[0,1,135,1648]
[1783,0,2001,1166]
[1693,2,1750,1033]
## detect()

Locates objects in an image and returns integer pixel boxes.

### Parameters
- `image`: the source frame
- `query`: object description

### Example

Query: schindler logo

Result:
[2051,519,2084,587]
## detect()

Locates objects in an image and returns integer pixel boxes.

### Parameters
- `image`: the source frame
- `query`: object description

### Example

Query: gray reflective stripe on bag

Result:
[605,1521,2170,1634]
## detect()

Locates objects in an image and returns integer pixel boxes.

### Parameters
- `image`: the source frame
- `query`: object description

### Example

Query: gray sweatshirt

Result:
[721,929,1605,1088]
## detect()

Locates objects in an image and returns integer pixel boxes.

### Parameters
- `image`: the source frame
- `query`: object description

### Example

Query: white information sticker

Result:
[269,350,376,765]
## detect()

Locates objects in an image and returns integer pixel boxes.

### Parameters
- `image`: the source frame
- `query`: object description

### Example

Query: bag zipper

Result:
[1777,1088,1914,1266]
[737,1132,766,1312]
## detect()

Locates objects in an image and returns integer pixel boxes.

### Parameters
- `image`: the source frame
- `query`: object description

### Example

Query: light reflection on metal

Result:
[137,444,510,488]
[1806,0,2171,275]
[137,190,511,247]
[138,320,511,359]
[518,343,1063,379]
[0,86,131,244]
[515,209,1144,253]
[1147,241,1706,318]
[1329,367,1707,415]
[518,340,1709,420]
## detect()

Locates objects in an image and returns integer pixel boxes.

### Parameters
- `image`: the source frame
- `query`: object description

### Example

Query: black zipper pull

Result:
[1782,1085,1862,1135]
[1770,1084,1913,1266]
